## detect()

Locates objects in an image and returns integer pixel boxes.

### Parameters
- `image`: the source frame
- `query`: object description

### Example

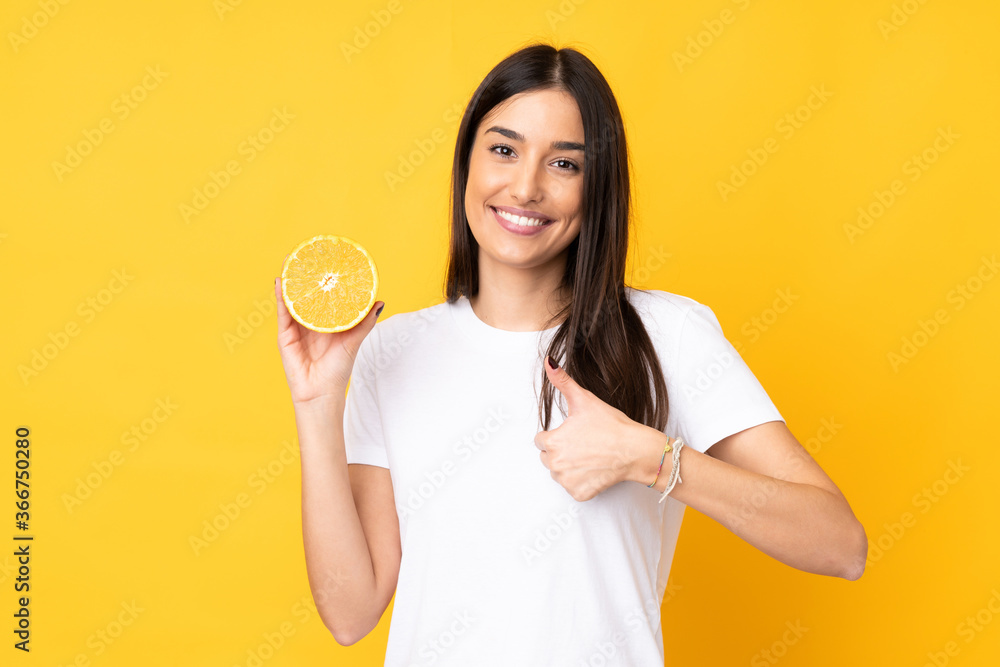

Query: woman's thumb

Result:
[352,301,384,348]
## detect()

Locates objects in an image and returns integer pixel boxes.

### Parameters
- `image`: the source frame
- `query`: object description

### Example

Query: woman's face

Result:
[465,88,585,273]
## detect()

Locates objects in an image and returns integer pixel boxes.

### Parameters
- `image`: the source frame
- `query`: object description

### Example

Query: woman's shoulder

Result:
[624,286,706,323]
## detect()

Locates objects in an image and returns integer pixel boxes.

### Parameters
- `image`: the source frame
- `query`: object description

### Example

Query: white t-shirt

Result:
[343,287,784,666]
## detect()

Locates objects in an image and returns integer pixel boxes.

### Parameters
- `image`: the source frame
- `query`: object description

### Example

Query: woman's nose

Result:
[509,161,543,203]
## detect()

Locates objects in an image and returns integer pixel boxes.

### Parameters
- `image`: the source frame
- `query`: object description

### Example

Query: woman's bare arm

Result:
[296,395,401,645]
[629,420,868,580]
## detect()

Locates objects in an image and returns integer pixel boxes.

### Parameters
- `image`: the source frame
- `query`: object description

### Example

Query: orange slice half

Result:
[281,235,379,332]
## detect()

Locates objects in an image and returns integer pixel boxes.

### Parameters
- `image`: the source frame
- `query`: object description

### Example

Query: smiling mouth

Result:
[490,206,554,227]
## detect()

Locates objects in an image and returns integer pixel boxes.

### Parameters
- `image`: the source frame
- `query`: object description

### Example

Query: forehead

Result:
[479,89,583,136]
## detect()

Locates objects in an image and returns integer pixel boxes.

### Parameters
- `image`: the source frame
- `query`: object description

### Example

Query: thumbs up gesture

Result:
[534,355,646,501]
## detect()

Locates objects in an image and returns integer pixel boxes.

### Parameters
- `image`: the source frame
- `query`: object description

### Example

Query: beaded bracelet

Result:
[646,436,675,488]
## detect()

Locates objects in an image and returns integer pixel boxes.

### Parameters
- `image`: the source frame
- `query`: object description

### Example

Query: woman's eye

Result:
[490,144,515,158]
[488,144,579,172]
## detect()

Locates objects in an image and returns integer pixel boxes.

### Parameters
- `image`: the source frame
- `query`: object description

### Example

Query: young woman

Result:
[275,43,867,666]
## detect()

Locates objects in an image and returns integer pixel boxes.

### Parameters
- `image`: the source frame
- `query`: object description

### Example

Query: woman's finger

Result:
[275,277,292,330]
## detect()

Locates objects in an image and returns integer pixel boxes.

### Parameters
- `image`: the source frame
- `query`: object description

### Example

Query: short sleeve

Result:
[668,303,784,454]
[343,330,389,468]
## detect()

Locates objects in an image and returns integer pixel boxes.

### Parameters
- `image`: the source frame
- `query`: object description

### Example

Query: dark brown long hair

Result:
[444,42,669,432]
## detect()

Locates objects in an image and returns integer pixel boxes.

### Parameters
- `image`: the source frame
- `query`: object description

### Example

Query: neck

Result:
[469,255,571,332]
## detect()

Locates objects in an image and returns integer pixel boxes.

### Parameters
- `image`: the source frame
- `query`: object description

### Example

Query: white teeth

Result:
[494,207,550,227]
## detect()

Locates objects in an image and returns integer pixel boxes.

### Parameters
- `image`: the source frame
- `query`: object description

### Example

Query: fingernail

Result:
[375,303,384,319]
[547,355,559,370]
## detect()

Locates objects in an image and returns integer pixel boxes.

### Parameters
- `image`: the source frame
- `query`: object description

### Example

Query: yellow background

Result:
[3,0,999,665]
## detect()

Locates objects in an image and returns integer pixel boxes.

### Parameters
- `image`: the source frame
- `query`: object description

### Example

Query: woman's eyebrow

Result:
[485,125,585,151]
